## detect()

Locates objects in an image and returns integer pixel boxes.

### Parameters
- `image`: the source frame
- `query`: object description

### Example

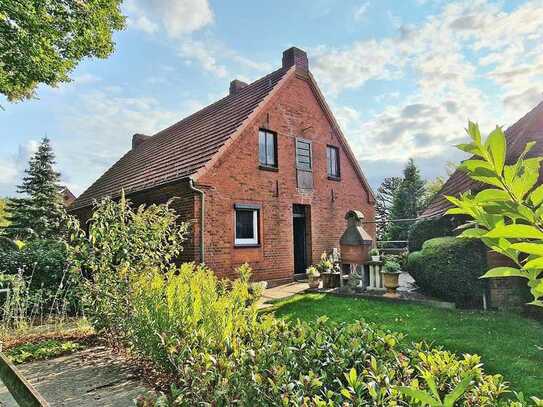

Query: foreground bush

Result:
[86,263,519,406]
[407,237,488,306]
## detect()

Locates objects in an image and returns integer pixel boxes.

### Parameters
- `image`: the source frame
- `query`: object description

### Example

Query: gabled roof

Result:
[422,100,543,218]
[72,67,292,210]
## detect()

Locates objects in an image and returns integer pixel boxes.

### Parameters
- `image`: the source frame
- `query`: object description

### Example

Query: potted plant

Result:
[306,266,321,289]
[381,260,401,298]
[369,248,380,262]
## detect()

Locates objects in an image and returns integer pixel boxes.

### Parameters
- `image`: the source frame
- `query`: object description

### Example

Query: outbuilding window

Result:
[234,204,260,246]
[295,138,312,171]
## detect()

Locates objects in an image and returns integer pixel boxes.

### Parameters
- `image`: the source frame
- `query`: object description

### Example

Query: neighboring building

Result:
[421,100,543,309]
[71,47,375,285]
[422,100,543,218]
[60,186,76,207]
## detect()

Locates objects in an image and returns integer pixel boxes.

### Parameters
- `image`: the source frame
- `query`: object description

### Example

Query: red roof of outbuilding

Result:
[72,67,291,210]
[422,100,543,218]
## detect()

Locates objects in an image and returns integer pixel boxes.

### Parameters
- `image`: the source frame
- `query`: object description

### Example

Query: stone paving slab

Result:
[0,346,149,406]
[258,282,309,308]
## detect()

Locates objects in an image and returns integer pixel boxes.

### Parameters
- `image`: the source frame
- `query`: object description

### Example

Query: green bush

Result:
[0,239,68,291]
[407,237,488,306]
[408,216,454,252]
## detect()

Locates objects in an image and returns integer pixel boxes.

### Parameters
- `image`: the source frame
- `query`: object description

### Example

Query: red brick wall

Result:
[197,73,375,283]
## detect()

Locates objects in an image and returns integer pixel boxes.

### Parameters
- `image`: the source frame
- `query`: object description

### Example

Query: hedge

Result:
[407,216,454,252]
[406,236,488,307]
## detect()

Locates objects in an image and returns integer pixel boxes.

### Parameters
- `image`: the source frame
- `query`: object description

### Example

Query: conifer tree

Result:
[4,138,67,240]
[387,159,425,241]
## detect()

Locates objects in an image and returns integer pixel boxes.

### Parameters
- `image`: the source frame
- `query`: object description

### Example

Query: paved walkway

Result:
[0,346,149,406]
[258,281,309,309]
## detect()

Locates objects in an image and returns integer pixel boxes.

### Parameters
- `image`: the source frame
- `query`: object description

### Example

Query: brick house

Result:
[71,47,375,285]
[421,100,543,308]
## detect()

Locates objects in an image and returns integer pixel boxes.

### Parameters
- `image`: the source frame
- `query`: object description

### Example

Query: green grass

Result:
[271,293,543,398]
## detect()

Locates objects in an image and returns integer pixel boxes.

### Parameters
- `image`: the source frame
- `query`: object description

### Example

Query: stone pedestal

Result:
[367,261,385,291]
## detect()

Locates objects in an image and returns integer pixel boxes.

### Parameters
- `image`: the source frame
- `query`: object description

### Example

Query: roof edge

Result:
[192,66,296,180]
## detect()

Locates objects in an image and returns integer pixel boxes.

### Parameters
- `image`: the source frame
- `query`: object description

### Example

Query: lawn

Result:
[270,293,543,398]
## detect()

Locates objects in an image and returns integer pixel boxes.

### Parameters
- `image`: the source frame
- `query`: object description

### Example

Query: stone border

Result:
[0,351,49,406]
[307,288,456,309]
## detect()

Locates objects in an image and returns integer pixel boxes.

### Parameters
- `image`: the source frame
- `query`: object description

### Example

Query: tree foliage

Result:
[375,176,402,240]
[387,159,425,241]
[3,137,68,240]
[0,198,8,228]
[447,121,543,307]
[0,0,125,101]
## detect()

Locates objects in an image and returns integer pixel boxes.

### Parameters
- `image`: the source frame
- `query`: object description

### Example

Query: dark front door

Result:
[293,205,309,275]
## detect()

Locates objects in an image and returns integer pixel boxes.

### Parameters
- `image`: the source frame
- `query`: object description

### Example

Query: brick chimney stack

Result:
[282,47,308,71]
[132,133,150,150]
[229,79,248,95]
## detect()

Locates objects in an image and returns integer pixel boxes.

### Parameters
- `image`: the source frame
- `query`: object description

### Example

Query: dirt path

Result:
[0,346,149,406]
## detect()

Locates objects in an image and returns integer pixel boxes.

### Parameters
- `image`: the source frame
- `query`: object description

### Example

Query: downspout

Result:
[189,178,205,263]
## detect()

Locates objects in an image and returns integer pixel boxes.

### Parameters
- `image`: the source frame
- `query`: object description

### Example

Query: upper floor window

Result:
[259,129,277,168]
[326,145,340,179]
[295,138,312,171]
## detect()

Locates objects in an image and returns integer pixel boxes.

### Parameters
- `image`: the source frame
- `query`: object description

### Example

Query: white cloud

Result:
[125,0,213,38]
[314,0,543,185]
[353,2,370,21]
[179,39,228,78]
[0,140,39,196]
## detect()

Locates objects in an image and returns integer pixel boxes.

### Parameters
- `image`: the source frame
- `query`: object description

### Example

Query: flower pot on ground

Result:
[381,260,401,298]
[369,248,380,262]
[306,266,321,289]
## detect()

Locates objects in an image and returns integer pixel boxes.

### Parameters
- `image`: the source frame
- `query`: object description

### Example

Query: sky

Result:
[1,0,543,198]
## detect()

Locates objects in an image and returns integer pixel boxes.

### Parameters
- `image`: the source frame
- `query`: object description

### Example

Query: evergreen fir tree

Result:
[4,138,67,240]
[387,159,425,241]
[375,176,402,240]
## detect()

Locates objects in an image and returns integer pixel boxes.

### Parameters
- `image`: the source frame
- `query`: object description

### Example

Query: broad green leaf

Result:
[485,126,506,174]
[459,228,486,238]
[445,208,470,215]
[484,224,543,239]
[530,185,543,207]
[475,189,510,202]
[467,121,481,145]
[481,267,527,279]
[456,143,480,155]
[340,389,352,400]
[510,243,543,256]
[528,300,543,307]
[396,387,440,406]
[530,279,543,298]
[444,374,473,407]
[523,256,543,270]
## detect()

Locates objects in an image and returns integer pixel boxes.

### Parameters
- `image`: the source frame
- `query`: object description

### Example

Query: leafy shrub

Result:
[408,216,454,252]
[7,339,84,364]
[407,237,488,306]
[69,194,189,336]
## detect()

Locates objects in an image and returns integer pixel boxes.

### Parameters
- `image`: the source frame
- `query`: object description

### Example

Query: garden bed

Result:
[270,293,543,398]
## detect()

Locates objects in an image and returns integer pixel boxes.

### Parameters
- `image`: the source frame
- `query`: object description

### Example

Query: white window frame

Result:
[234,205,260,246]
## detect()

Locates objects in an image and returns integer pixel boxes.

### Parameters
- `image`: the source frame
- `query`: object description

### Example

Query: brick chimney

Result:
[229,79,248,95]
[132,133,150,150]
[282,47,308,71]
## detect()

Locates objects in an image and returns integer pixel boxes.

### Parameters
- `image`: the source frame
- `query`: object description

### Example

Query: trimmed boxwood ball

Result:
[407,216,454,252]
[406,236,488,307]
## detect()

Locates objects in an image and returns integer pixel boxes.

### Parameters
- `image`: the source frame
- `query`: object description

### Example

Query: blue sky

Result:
[1,0,543,197]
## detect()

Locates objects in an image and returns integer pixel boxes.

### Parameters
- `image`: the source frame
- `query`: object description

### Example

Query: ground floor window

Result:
[234,204,260,246]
